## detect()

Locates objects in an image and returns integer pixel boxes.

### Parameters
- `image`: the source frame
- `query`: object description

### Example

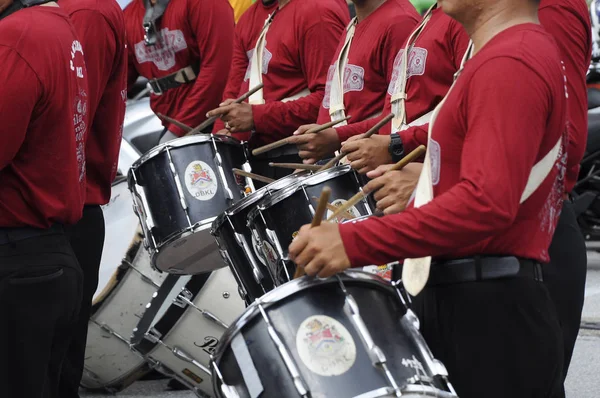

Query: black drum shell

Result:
[212,273,452,398]
[130,137,246,245]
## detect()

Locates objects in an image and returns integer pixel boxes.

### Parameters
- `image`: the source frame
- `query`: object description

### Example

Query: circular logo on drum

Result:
[296,315,356,377]
[326,199,362,223]
[185,161,218,201]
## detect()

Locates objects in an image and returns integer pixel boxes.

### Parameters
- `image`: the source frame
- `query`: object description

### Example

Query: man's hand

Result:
[288,222,351,278]
[214,129,231,136]
[287,126,340,164]
[364,163,423,214]
[206,102,254,133]
[341,134,392,174]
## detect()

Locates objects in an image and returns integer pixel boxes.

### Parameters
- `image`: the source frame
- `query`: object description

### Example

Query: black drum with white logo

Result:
[128,135,247,275]
[247,165,373,287]
[211,270,458,398]
[211,171,311,305]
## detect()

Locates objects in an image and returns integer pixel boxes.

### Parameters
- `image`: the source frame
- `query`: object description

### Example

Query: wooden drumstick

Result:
[232,168,275,184]
[156,113,192,133]
[294,187,332,279]
[326,145,426,221]
[186,83,265,136]
[269,162,322,171]
[318,113,394,171]
[251,116,351,156]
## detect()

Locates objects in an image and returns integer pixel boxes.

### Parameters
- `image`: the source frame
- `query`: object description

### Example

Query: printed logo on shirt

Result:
[134,28,188,71]
[296,315,357,377]
[387,47,428,96]
[322,64,365,109]
[184,161,218,201]
[70,40,85,79]
[70,39,88,182]
[243,45,273,81]
[539,139,567,236]
[429,137,440,186]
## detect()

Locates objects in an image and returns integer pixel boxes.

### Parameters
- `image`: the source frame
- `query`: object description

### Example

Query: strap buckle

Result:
[147,79,164,95]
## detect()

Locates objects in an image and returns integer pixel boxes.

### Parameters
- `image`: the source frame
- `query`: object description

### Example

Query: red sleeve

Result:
[335,17,417,142]
[339,58,552,266]
[251,7,346,142]
[539,3,592,192]
[447,19,470,71]
[0,47,39,170]
[69,10,116,120]
[169,0,234,135]
[213,23,250,133]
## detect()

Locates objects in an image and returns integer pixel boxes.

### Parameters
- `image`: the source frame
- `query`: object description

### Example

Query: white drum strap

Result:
[249,11,277,105]
[281,87,311,103]
[402,39,562,296]
[391,3,436,132]
[328,17,358,126]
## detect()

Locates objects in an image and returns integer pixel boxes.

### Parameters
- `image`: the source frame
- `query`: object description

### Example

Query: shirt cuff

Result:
[251,103,268,133]
[338,221,373,268]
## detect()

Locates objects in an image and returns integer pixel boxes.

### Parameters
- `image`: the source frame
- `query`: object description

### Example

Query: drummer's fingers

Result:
[363,176,386,195]
[218,98,235,107]
[376,196,396,213]
[304,256,325,277]
[341,140,361,154]
[289,226,311,260]
[349,158,366,172]
[303,158,318,165]
[206,104,235,118]
[287,134,313,146]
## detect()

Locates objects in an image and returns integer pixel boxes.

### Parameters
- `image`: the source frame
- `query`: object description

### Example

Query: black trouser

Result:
[545,200,587,381]
[250,153,303,188]
[0,229,82,398]
[410,277,564,398]
[59,205,105,398]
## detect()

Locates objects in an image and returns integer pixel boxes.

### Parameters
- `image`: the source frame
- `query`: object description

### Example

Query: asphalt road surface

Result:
[81,253,600,398]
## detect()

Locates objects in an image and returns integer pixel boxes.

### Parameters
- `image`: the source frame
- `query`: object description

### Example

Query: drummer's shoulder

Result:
[292,0,351,25]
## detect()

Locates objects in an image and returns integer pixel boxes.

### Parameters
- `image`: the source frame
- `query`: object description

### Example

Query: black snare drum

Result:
[211,171,311,305]
[211,270,458,398]
[128,135,247,275]
[247,166,373,286]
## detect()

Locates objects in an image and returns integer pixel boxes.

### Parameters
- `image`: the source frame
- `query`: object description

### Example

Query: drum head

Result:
[93,178,141,308]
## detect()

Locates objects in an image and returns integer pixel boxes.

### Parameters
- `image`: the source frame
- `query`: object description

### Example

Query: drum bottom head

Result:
[155,224,225,275]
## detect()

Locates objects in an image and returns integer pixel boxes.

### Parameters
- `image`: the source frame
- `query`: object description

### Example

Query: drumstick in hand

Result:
[186,83,265,136]
[251,116,351,156]
[232,168,275,184]
[156,113,192,133]
[318,113,394,171]
[293,187,332,279]
[326,145,426,221]
[269,163,322,171]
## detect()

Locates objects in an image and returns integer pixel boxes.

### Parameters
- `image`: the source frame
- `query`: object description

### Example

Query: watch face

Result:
[393,148,404,156]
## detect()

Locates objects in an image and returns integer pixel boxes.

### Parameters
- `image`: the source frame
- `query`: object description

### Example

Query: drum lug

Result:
[213,152,235,200]
[237,285,248,302]
[242,162,256,194]
[165,147,194,227]
[173,288,194,309]
[145,327,162,344]
[256,304,310,397]
[211,358,242,398]
[338,278,402,395]
[234,232,265,285]
[172,346,212,376]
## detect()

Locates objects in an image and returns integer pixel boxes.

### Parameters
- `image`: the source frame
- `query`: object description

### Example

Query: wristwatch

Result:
[388,132,405,162]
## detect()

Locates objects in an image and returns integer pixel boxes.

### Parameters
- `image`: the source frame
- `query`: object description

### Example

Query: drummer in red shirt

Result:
[123,0,234,143]
[289,0,566,396]
[338,2,469,174]
[206,0,349,182]
[0,1,88,396]
[58,0,127,396]
[287,0,420,164]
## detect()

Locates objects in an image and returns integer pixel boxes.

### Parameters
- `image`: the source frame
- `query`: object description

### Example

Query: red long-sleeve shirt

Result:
[212,0,349,146]
[539,0,592,193]
[124,0,234,136]
[62,0,127,206]
[317,0,420,142]
[0,6,89,228]
[335,7,468,151]
[340,24,567,266]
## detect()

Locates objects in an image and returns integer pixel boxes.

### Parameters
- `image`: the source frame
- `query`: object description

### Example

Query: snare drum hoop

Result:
[129,134,242,171]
